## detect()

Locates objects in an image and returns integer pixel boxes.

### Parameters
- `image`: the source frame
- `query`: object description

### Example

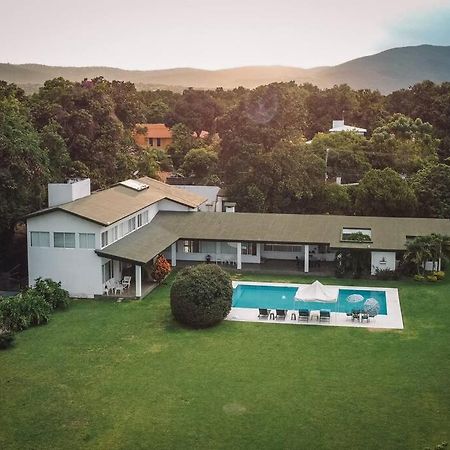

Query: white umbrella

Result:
[294,280,338,303]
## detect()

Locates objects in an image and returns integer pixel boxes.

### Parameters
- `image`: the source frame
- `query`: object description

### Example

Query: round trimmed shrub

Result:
[34,278,70,309]
[170,264,232,328]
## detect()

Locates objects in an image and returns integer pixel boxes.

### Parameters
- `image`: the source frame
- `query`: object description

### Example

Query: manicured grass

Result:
[1,272,450,450]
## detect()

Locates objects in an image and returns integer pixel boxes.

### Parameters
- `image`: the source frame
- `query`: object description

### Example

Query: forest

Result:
[1,77,450,243]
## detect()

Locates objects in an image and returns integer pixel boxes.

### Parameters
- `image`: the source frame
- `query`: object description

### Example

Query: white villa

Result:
[329,120,367,135]
[27,177,450,298]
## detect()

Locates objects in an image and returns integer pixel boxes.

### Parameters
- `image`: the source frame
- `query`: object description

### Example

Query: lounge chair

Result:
[361,312,369,322]
[298,309,310,322]
[276,309,287,320]
[258,308,271,319]
[319,309,331,322]
[122,276,131,289]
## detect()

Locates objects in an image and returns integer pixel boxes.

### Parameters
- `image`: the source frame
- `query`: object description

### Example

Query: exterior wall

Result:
[261,244,336,262]
[371,251,396,275]
[27,211,103,297]
[157,199,193,211]
[134,134,172,149]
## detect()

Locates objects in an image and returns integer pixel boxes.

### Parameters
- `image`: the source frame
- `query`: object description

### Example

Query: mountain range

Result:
[1,45,450,94]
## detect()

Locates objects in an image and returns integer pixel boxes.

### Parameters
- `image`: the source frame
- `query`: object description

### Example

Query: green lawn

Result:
[1,272,450,450]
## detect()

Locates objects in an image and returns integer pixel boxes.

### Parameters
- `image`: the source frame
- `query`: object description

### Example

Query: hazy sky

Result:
[1,0,450,70]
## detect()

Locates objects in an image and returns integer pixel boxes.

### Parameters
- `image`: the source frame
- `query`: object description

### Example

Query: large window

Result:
[112,226,118,242]
[341,228,372,242]
[156,138,161,147]
[79,233,95,249]
[148,138,154,146]
[183,240,200,253]
[241,242,257,256]
[102,260,114,283]
[101,231,109,248]
[54,232,75,248]
[263,243,303,252]
[30,231,50,247]
[127,217,136,233]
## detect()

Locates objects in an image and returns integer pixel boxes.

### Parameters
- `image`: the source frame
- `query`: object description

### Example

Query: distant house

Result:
[329,120,367,135]
[134,124,172,148]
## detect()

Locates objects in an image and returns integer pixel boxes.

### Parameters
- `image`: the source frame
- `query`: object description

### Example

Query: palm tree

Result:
[404,237,432,275]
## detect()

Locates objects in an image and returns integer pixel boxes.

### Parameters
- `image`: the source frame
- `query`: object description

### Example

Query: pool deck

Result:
[227,281,404,330]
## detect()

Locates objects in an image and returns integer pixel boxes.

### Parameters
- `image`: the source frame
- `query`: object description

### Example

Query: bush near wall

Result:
[170,264,233,328]
[0,278,70,350]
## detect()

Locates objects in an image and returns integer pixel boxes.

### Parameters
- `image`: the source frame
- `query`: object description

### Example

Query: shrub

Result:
[414,274,425,282]
[151,255,172,283]
[0,290,51,331]
[434,271,445,280]
[20,290,52,326]
[34,278,70,309]
[170,264,232,328]
[0,328,15,350]
[426,275,438,282]
[375,268,400,280]
[0,295,31,331]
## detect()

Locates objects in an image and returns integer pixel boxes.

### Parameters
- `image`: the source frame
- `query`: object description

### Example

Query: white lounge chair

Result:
[114,281,124,295]
[103,279,114,295]
[122,276,131,289]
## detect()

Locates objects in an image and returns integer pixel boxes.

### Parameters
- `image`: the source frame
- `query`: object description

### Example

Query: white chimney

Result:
[332,120,345,129]
[48,179,91,207]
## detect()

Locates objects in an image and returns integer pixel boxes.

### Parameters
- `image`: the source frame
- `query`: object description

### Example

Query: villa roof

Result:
[135,123,172,139]
[96,211,450,265]
[329,124,367,133]
[27,177,207,226]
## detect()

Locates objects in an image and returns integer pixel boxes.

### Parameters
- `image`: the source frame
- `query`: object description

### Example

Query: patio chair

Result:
[121,276,131,289]
[361,312,370,322]
[103,279,114,295]
[298,309,310,322]
[275,309,287,320]
[319,309,331,322]
[114,281,124,295]
[258,308,271,319]
[351,309,361,321]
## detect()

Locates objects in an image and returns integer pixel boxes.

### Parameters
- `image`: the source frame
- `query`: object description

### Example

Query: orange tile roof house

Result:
[133,123,173,148]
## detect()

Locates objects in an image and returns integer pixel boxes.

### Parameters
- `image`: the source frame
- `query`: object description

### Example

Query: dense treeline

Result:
[1,77,450,239]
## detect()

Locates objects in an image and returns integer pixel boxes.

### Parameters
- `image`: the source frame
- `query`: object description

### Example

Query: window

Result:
[143,210,149,224]
[127,217,136,233]
[341,228,372,242]
[263,243,303,252]
[241,242,257,255]
[112,226,118,242]
[101,231,109,248]
[156,138,161,147]
[318,244,329,254]
[137,213,143,228]
[183,240,200,253]
[148,138,154,146]
[30,231,50,247]
[54,232,75,248]
[79,233,95,249]
[102,260,114,283]
[119,222,125,238]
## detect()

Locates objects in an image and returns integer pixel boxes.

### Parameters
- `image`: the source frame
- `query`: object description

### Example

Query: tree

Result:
[354,168,417,217]
[369,114,439,174]
[150,255,171,283]
[0,97,49,235]
[181,147,218,180]
[166,123,196,169]
[411,164,450,218]
[170,264,232,328]
[309,131,371,183]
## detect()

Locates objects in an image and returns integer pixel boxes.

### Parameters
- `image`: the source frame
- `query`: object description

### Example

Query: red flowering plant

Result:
[151,255,172,283]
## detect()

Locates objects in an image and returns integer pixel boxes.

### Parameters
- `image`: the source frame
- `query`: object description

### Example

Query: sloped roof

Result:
[135,123,172,139]
[27,177,207,226]
[329,124,367,133]
[95,211,450,264]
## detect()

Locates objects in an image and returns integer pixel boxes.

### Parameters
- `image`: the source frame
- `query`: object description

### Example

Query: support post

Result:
[135,265,142,298]
[236,242,242,270]
[171,242,177,267]
[215,241,220,263]
[304,244,309,273]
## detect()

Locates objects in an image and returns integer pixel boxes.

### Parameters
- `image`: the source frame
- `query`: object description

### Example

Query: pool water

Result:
[232,284,387,315]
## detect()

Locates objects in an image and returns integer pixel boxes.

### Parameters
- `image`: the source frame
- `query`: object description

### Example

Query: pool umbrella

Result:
[294,280,338,321]
[347,294,364,303]
[294,280,338,303]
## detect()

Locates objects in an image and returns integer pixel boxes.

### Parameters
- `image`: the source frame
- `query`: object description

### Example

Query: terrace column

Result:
[171,242,177,267]
[135,265,142,298]
[304,244,310,273]
[236,242,242,270]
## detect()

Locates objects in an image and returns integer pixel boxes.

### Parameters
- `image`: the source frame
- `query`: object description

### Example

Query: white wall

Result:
[27,211,103,297]
[371,251,396,275]
[158,199,193,211]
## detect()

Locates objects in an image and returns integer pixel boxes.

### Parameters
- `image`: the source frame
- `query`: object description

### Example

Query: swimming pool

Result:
[232,283,387,315]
